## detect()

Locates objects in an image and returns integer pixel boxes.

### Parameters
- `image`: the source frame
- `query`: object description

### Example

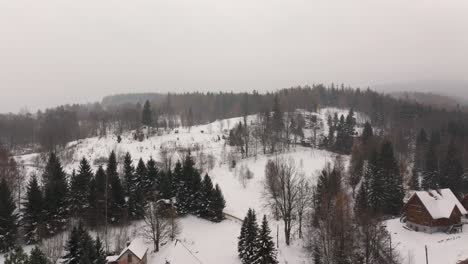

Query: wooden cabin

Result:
[107,238,149,264]
[403,189,467,233]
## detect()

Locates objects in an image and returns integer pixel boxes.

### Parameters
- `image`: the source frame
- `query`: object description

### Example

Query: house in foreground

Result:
[107,238,149,264]
[403,188,467,233]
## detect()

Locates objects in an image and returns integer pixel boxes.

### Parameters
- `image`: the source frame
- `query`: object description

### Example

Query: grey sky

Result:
[1,0,467,113]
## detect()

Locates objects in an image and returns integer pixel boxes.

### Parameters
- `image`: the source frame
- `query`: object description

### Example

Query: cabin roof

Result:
[118,238,149,260]
[412,189,467,219]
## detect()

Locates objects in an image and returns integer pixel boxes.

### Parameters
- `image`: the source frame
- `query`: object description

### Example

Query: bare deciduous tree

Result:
[141,201,177,252]
[263,157,301,246]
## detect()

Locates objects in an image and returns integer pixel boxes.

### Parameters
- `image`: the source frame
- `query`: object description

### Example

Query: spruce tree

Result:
[379,141,403,215]
[86,176,97,226]
[159,170,173,200]
[243,209,259,264]
[200,174,214,219]
[441,139,464,194]
[147,157,159,195]
[94,236,107,264]
[422,132,440,190]
[361,121,373,144]
[29,246,49,264]
[211,184,226,222]
[4,246,28,264]
[134,158,148,218]
[238,212,249,260]
[367,151,384,215]
[122,153,137,219]
[355,177,369,216]
[64,221,99,264]
[69,158,93,217]
[174,160,189,215]
[0,178,17,253]
[63,224,81,264]
[252,215,278,264]
[22,175,44,244]
[142,100,153,126]
[42,152,69,235]
[107,151,125,224]
[189,171,203,215]
[93,166,107,226]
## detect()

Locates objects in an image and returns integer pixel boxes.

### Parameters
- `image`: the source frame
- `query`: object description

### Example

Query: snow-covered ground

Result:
[4,108,364,264]
[386,219,468,264]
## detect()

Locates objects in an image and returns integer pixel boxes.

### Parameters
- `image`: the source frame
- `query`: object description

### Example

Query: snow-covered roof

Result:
[118,238,149,260]
[413,189,467,219]
[106,255,119,262]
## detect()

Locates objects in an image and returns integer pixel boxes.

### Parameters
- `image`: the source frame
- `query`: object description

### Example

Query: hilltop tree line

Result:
[4,85,468,161]
[0,151,225,254]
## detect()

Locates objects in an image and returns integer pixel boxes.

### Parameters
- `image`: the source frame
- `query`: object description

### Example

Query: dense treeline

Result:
[0,150,225,255]
[3,86,468,162]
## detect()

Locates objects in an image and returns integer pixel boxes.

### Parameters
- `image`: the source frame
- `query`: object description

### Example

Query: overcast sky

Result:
[1,0,467,113]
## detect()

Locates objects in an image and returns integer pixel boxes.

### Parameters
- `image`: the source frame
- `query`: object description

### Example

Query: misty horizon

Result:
[1,0,468,113]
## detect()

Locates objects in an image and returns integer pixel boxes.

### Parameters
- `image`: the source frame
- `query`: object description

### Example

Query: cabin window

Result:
[128,254,133,263]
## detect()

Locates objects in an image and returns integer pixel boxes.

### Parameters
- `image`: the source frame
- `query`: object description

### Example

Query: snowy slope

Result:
[5,108,360,264]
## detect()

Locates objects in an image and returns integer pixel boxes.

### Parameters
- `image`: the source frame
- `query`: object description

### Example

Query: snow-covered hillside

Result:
[5,108,365,264]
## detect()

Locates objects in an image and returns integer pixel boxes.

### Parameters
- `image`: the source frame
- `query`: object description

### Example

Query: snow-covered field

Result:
[3,108,369,264]
[386,219,468,264]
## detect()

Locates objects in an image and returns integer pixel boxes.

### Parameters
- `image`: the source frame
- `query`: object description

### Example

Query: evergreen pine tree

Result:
[367,151,384,215]
[42,152,69,235]
[122,152,135,197]
[189,172,203,215]
[147,157,159,195]
[355,176,369,216]
[28,246,49,264]
[238,212,249,260]
[0,178,18,253]
[4,246,28,264]
[69,158,93,217]
[159,170,173,200]
[134,158,148,218]
[94,236,107,264]
[379,141,403,215]
[211,184,226,222]
[252,215,278,264]
[107,151,125,224]
[200,174,214,219]
[243,209,259,264]
[142,100,153,126]
[122,153,137,219]
[22,175,44,244]
[93,166,107,226]
[63,224,81,264]
[64,221,98,264]
[174,160,189,215]
[422,132,440,190]
[441,139,464,194]
[361,121,373,144]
